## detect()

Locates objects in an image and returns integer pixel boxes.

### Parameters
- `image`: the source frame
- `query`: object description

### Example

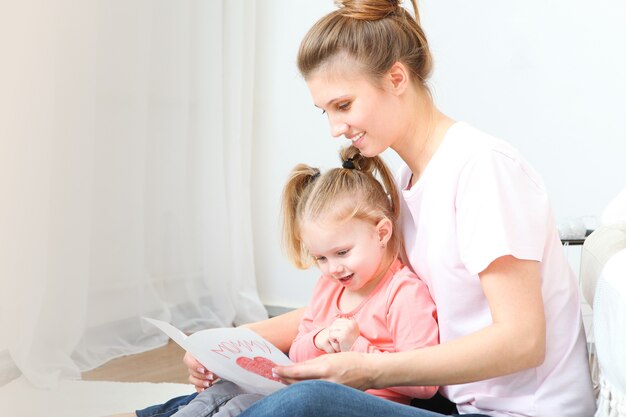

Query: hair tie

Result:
[310,171,321,182]
[342,158,355,169]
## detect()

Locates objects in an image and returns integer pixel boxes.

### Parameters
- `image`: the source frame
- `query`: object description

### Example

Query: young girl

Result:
[125,145,439,417]
[183,0,596,416]
[283,145,438,405]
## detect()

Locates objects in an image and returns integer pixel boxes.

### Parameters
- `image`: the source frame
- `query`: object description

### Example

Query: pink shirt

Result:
[398,122,595,416]
[289,259,439,404]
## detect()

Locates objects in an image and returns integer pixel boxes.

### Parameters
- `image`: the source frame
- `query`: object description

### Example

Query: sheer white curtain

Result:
[0,0,267,388]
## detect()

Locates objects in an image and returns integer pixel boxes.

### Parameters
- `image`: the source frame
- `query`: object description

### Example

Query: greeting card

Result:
[144,317,292,395]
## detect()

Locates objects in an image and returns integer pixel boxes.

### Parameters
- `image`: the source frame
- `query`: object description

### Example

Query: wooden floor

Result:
[82,341,189,384]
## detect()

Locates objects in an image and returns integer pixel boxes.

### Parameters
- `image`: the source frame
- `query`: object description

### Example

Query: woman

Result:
[187,0,595,416]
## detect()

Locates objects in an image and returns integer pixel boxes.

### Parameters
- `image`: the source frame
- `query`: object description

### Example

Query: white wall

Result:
[251,0,626,308]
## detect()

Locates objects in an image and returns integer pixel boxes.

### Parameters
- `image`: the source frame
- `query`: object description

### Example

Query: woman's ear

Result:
[376,218,393,247]
[387,61,410,96]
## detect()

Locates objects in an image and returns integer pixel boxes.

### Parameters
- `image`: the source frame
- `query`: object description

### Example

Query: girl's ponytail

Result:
[281,164,320,269]
[339,146,401,228]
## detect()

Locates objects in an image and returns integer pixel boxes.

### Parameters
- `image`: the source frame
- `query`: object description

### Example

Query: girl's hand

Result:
[328,318,359,352]
[183,351,219,392]
[273,352,376,391]
[313,328,339,353]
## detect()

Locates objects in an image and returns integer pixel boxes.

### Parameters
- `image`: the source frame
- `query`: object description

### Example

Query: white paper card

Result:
[144,317,293,395]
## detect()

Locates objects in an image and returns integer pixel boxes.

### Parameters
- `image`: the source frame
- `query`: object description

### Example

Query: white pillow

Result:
[580,226,626,306]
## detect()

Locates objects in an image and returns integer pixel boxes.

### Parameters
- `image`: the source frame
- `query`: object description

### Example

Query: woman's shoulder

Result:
[414,121,520,178]
[395,122,539,191]
[449,122,545,188]
[448,122,520,159]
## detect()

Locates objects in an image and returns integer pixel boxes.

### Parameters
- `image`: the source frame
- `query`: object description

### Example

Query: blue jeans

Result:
[136,392,199,417]
[136,381,264,417]
[238,381,491,417]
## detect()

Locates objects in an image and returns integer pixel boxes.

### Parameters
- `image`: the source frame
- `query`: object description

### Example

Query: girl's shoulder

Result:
[382,263,436,314]
[386,261,431,295]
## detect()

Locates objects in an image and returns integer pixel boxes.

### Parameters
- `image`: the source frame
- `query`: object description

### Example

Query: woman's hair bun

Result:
[335,0,401,21]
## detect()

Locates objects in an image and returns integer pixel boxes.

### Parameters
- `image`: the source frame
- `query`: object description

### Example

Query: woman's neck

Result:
[392,89,455,185]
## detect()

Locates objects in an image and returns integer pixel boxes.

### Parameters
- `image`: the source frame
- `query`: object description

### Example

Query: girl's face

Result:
[300,216,391,297]
[306,67,405,158]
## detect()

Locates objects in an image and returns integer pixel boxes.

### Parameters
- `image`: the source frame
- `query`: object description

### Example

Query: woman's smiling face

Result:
[306,65,405,158]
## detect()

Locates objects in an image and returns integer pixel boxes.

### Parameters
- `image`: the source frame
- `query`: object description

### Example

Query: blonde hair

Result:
[281,146,402,269]
[297,0,432,86]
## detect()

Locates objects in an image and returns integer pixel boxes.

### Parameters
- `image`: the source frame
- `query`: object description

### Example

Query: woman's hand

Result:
[273,351,377,391]
[183,351,218,393]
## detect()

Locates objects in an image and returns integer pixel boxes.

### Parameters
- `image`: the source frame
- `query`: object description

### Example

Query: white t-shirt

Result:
[398,122,595,417]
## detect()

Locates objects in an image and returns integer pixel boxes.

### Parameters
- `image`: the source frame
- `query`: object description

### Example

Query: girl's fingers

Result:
[183,351,201,368]
[188,374,207,392]
[191,369,218,381]
[188,368,201,379]
[188,373,220,392]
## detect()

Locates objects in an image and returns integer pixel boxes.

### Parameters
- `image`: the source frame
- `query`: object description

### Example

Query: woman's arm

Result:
[274,256,546,389]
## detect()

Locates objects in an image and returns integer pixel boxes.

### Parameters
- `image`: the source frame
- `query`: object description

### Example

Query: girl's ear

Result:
[376,218,393,247]
[387,61,410,96]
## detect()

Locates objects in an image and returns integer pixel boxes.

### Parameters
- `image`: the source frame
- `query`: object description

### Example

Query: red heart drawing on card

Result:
[235,356,281,382]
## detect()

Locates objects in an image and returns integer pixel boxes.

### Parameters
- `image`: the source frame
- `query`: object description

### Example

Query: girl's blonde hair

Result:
[281,146,402,269]
[297,0,432,86]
